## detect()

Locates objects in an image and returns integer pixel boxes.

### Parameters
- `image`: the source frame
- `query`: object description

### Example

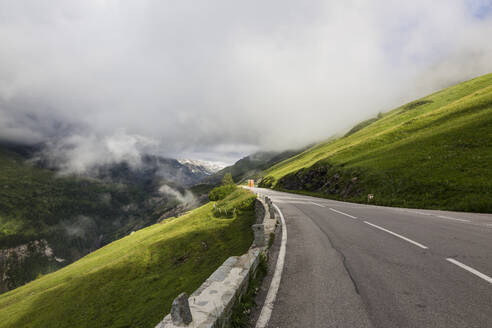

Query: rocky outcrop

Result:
[0,239,60,293]
[276,162,363,199]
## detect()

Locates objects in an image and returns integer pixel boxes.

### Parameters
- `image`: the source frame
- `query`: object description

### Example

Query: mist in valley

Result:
[1,1,491,168]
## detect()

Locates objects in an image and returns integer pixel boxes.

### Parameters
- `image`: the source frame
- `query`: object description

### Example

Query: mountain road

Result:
[253,188,492,328]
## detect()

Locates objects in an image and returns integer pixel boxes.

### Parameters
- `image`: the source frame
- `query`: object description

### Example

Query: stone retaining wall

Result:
[255,199,266,224]
[155,194,276,328]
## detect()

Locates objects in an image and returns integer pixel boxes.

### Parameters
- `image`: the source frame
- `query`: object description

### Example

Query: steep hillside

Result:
[262,73,492,212]
[202,149,308,186]
[0,188,256,328]
[0,145,206,293]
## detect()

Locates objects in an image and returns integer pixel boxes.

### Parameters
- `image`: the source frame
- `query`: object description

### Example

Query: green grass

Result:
[263,72,492,212]
[0,188,256,328]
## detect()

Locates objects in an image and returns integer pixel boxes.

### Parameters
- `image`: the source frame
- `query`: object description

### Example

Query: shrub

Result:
[209,173,237,201]
[344,117,379,137]
[209,184,237,201]
[400,99,433,113]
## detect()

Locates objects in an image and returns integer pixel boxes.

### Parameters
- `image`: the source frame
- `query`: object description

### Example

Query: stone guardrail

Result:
[155,193,277,328]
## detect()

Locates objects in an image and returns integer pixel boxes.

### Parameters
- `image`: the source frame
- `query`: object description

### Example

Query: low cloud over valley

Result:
[1,0,492,165]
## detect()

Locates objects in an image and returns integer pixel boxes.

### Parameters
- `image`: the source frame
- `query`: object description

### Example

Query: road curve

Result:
[253,188,492,328]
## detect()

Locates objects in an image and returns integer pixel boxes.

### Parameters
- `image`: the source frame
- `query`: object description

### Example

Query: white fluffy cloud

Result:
[41,132,157,175]
[1,0,491,163]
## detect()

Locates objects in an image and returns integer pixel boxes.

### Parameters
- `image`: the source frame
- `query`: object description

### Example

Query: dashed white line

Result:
[256,203,288,328]
[364,221,429,249]
[310,202,326,207]
[411,210,471,223]
[446,258,492,284]
[436,215,470,222]
[413,211,432,216]
[329,208,357,219]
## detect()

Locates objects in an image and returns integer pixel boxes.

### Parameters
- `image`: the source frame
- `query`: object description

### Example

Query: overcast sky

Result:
[1,0,492,169]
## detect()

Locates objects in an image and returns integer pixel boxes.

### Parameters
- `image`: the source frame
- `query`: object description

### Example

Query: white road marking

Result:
[436,215,470,222]
[410,210,471,223]
[329,208,357,219]
[256,203,288,328]
[274,200,315,205]
[364,221,429,249]
[413,211,432,216]
[310,202,326,207]
[446,258,492,284]
[270,196,310,201]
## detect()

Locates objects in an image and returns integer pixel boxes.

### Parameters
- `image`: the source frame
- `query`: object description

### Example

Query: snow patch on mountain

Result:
[177,159,227,176]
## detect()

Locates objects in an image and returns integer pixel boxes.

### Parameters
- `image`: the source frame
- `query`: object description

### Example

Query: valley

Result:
[0,144,220,293]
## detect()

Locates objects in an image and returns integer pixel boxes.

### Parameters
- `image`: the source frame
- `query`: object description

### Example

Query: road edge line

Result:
[436,215,470,222]
[255,203,288,328]
[364,221,429,249]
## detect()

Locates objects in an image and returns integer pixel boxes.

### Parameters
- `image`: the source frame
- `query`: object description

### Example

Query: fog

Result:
[38,132,158,175]
[159,184,197,207]
[1,0,491,165]
[59,215,96,239]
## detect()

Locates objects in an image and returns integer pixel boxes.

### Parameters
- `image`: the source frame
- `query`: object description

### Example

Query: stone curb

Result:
[155,194,276,328]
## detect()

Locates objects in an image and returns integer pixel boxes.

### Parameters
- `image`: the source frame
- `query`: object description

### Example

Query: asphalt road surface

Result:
[253,188,492,328]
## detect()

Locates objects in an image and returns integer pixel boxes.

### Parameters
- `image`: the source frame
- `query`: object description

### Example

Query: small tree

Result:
[209,173,237,201]
[222,173,234,186]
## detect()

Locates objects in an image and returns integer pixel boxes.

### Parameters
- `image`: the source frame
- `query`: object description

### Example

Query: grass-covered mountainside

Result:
[0,145,206,293]
[261,72,492,212]
[199,149,308,188]
[0,187,256,328]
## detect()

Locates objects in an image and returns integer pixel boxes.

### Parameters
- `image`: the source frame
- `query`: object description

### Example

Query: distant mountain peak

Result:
[177,159,227,175]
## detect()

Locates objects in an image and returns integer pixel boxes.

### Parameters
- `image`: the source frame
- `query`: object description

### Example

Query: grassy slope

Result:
[263,73,492,211]
[0,188,256,328]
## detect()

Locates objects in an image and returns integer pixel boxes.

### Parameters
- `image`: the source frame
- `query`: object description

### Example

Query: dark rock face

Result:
[276,162,363,199]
